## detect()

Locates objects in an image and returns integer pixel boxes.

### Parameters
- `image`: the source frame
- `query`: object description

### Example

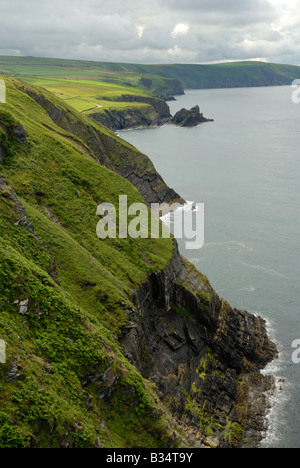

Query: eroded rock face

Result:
[121,242,278,448]
[171,105,214,127]
[90,95,171,131]
[0,177,60,285]
[22,86,185,207]
[0,146,7,162]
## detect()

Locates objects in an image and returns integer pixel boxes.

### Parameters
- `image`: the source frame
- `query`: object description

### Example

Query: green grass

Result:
[132,61,300,89]
[0,56,179,117]
[1,77,174,333]
[0,76,179,447]
[1,55,299,120]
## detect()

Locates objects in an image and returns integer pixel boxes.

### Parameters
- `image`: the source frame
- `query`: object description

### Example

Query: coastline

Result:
[166,206,281,448]
[115,151,279,448]
[0,77,281,449]
[122,236,278,448]
[118,89,297,448]
[259,318,289,448]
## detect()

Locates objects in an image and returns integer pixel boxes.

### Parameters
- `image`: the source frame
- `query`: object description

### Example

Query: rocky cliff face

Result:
[121,242,278,447]
[0,78,277,449]
[90,107,161,131]
[20,84,184,207]
[22,82,277,448]
[90,95,171,131]
[171,105,214,127]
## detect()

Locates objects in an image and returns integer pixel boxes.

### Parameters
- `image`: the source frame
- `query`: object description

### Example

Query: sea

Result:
[118,86,300,448]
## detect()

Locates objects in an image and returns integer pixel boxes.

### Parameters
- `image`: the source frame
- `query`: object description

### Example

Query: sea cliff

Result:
[122,243,277,447]
[0,76,277,448]
[89,94,172,131]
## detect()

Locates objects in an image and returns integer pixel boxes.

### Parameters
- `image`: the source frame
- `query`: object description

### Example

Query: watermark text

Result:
[0,80,6,104]
[291,79,300,104]
[96,196,204,250]
[292,339,300,364]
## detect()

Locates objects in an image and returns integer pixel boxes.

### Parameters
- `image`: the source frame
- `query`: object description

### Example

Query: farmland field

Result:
[0,56,177,116]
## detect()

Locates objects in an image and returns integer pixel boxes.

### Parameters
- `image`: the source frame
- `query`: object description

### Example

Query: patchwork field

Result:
[0,56,180,117]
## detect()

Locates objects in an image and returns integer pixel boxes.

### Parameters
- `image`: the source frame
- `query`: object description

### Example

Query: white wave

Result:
[238,260,286,279]
[204,240,248,249]
[259,317,290,448]
[238,285,256,293]
[160,200,199,220]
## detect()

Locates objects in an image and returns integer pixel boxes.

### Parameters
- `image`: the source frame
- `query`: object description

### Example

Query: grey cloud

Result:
[0,0,300,64]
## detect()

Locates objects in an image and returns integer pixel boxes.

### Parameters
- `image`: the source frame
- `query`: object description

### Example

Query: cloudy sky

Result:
[1,0,300,65]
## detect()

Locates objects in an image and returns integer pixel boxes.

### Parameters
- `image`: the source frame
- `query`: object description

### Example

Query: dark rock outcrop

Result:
[0,118,27,162]
[0,78,277,449]
[171,105,214,127]
[116,95,171,119]
[90,107,161,131]
[0,145,6,162]
[90,94,171,131]
[121,242,278,448]
[0,177,60,285]
[6,356,21,383]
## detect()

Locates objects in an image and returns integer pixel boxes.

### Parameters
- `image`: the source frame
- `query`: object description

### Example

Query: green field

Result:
[0,56,300,129]
[0,59,280,448]
[1,55,299,124]
[0,56,181,117]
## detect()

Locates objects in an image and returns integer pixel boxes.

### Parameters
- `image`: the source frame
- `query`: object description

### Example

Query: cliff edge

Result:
[0,77,277,448]
[122,243,278,447]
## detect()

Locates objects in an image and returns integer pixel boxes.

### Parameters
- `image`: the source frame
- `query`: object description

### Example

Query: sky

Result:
[1,0,300,65]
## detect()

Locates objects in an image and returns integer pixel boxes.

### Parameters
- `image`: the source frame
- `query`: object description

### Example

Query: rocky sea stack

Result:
[171,105,214,127]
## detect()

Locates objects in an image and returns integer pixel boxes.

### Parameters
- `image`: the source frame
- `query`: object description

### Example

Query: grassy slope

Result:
[0,77,178,448]
[98,60,300,88]
[146,61,300,88]
[0,56,180,118]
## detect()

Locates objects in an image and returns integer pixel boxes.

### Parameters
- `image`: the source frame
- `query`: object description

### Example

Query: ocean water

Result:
[118,86,300,448]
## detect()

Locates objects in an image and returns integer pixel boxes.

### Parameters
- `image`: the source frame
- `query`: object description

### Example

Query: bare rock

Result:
[171,105,213,127]
[205,435,220,449]
[6,356,21,382]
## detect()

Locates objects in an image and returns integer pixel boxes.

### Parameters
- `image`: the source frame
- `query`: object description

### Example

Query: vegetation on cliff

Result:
[0,77,179,448]
[0,76,277,448]
[0,56,183,130]
[1,56,299,130]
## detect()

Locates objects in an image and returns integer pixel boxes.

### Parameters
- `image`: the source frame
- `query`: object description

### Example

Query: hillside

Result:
[0,77,277,448]
[1,56,299,130]
[1,56,299,92]
[113,61,300,89]
[0,56,183,130]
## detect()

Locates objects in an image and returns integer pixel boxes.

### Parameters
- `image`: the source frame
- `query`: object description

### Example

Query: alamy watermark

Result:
[0,340,6,364]
[96,196,204,250]
[0,80,6,104]
[292,340,300,364]
[291,79,300,104]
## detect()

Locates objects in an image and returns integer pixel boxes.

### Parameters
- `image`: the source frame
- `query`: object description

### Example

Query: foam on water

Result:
[259,317,291,448]
[160,200,198,230]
